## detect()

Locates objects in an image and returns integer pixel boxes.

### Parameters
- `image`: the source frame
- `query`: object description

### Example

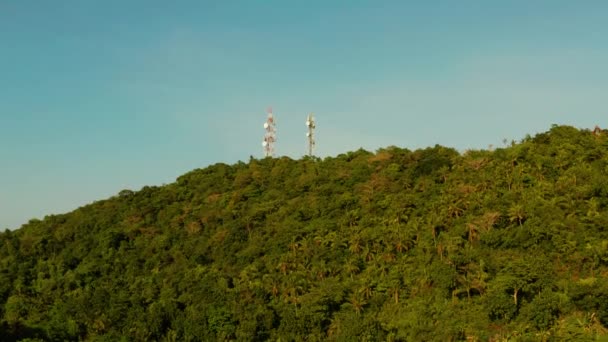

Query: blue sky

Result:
[1,1,607,229]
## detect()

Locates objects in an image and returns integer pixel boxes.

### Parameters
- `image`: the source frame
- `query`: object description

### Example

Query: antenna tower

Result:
[306,113,316,156]
[263,107,276,157]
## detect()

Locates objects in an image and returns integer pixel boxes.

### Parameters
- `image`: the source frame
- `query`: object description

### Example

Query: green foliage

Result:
[1,125,608,340]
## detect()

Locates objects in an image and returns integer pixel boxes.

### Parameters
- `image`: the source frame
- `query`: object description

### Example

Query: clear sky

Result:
[1,1,607,230]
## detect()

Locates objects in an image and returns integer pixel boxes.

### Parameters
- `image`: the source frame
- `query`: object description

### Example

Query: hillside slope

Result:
[1,125,608,341]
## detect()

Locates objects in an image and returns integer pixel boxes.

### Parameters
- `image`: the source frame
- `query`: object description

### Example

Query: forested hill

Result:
[2,125,608,341]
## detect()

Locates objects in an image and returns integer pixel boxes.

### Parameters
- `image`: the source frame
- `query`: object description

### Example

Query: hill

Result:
[1,125,608,341]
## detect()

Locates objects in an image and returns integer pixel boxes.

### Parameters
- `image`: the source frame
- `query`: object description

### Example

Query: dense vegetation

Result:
[2,125,608,341]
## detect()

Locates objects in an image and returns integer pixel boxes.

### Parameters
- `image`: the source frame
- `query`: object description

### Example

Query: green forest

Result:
[2,125,608,341]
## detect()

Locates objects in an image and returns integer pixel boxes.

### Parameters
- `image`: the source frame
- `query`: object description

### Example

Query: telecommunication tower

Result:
[306,113,316,157]
[263,107,276,157]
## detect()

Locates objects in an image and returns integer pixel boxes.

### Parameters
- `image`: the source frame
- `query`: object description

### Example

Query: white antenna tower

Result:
[306,113,316,157]
[263,107,276,157]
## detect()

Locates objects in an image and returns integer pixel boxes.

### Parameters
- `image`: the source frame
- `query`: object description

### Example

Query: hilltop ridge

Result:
[1,125,608,341]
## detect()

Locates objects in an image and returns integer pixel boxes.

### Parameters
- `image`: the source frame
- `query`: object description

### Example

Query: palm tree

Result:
[288,240,299,257]
[362,245,375,263]
[508,204,526,226]
[478,211,500,232]
[388,285,400,304]
[359,282,374,300]
[310,260,329,281]
[466,223,479,244]
[262,274,281,299]
[282,275,305,312]
[365,254,391,279]
[277,260,290,275]
[346,292,367,315]
[348,235,362,254]
[344,258,360,280]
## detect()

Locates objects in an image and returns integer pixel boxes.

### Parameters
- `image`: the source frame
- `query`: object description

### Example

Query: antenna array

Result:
[262,107,276,157]
[306,113,316,157]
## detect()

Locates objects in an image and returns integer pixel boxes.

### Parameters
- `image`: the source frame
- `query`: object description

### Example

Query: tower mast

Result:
[263,107,276,157]
[306,113,316,157]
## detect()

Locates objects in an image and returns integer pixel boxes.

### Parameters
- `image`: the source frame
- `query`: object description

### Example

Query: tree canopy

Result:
[2,125,608,341]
